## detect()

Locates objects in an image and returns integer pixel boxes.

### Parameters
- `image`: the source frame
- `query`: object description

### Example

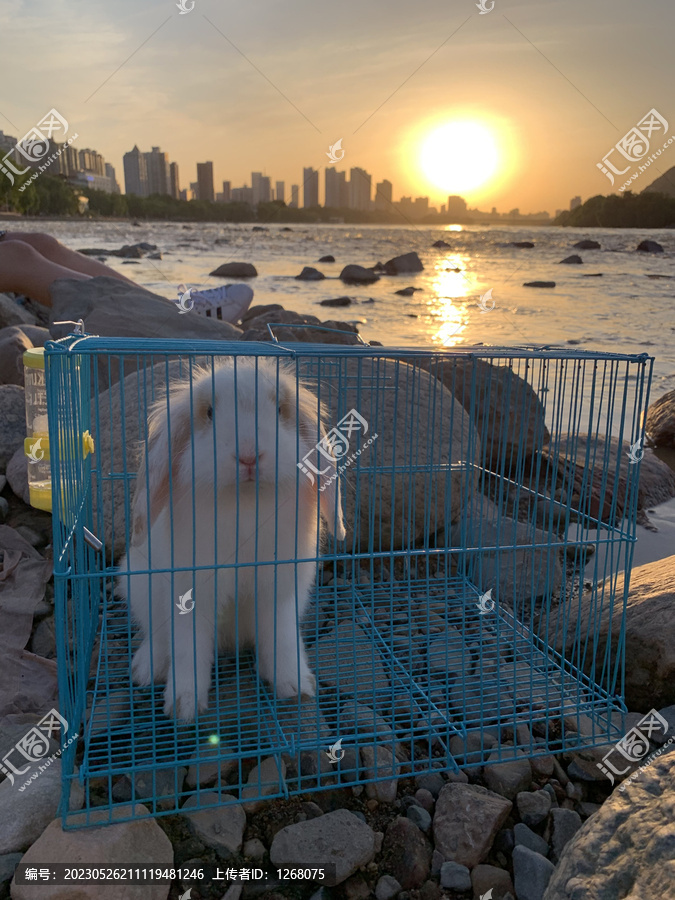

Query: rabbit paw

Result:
[270,661,317,699]
[163,679,209,721]
[132,641,168,685]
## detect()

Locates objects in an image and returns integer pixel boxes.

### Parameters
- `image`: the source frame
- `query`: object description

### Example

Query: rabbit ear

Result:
[294,385,346,541]
[131,388,193,543]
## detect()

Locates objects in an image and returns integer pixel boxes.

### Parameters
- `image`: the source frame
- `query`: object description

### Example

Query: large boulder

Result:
[543,753,675,900]
[541,434,675,525]
[295,267,325,281]
[636,239,663,253]
[559,254,583,264]
[645,389,675,447]
[319,356,479,551]
[413,356,550,473]
[383,252,424,274]
[239,304,360,344]
[209,262,258,277]
[0,294,37,329]
[48,276,241,389]
[573,239,601,250]
[0,385,26,472]
[567,555,675,710]
[339,264,380,284]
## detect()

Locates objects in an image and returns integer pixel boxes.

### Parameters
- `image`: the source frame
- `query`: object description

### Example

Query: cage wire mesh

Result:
[45,336,652,828]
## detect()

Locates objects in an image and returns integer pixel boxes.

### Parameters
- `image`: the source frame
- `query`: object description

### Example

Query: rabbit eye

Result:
[206,405,213,421]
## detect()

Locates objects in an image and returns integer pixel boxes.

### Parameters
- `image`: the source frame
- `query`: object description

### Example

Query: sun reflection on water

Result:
[426,255,477,346]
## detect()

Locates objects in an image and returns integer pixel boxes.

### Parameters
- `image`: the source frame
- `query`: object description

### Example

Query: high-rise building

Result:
[190,181,200,200]
[105,163,121,193]
[251,172,264,205]
[303,168,319,208]
[414,197,429,218]
[123,145,149,196]
[325,168,348,208]
[143,147,170,195]
[179,188,189,201]
[78,148,105,176]
[259,175,271,204]
[222,181,231,202]
[275,181,285,203]
[374,179,393,211]
[169,162,180,199]
[197,162,215,203]
[570,196,582,210]
[231,186,253,204]
[446,196,467,219]
[289,185,299,208]
[349,167,371,210]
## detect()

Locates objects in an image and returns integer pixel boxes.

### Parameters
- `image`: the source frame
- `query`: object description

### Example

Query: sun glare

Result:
[419,121,500,194]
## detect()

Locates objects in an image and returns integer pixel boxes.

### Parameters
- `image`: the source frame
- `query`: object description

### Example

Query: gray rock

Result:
[559,255,583,264]
[11,803,173,900]
[270,808,375,886]
[180,792,246,857]
[318,255,335,263]
[0,759,84,854]
[405,804,431,832]
[113,766,186,812]
[513,822,549,857]
[0,496,8,521]
[433,782,512,867]
[414,772,445,798]
[319,296,352,306]
[0,326,33,386]
[241,756,287,812]
[339,701,394,741]
[375,874,402,900]
[30,615,57,659]
[243,837,266,860]
[5,446,29,504]
[339,264,380,284]
[0,385,26,470]
[636,239,663,253]
[471,863,515,900]
[381,816,432,890]
[210,262,258,277]
[573,239,601,250]
[0,294,37,329]
[483,750,533,800]
[512,845,555,900]
[439,861,471,891]
[314,624,389,694]
[549,807,582,864]
[646,389,675,448]
[516,790,552,827]
[362,745,399,803]
[296,267,325,280]
[383,252,424,274]
[523,281,555,288]
[414,788,434,813]
[0,853,23,886]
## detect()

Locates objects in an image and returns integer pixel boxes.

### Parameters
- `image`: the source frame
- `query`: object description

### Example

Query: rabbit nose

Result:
[237,453,262,466]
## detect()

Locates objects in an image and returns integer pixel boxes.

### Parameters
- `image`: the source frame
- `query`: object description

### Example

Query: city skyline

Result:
[1,0,672,215]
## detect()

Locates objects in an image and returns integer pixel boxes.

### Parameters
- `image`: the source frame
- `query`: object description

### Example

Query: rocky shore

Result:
[2,269,675,900]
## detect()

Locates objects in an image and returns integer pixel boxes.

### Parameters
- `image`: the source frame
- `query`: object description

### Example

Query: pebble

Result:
[483,749,533,799]
[405,804,432,833]
[414,772,444,798]
[0,759,84,855]
[414,788,435,813]
[243,838,266,860]
[516,789,552,827]
[512,845,555,900]
[382,816,432,890]
[375,874,403,900]
[550,807,582,863]
[471,863,515,900]
[270,809,375,887]
[180,793,246,858]
[362,745,399,803]
[439,860,471,891]
[513,822,550,857]
[241,757,287,812]
[433,783,512,868]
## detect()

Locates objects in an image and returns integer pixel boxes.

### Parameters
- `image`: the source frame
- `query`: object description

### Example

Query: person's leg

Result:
[0,238,89,306]
[1,231,137,285]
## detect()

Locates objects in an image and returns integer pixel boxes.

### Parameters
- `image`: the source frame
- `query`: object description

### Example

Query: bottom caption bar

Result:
[15,864,335,886]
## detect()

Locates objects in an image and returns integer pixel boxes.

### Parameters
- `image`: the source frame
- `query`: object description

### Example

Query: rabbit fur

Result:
[116,357,346,720]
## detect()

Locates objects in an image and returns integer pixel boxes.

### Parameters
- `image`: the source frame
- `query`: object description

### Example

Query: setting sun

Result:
[419,120,500,194]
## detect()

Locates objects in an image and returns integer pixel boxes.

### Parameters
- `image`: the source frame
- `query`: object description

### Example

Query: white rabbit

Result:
[116,358,346,721]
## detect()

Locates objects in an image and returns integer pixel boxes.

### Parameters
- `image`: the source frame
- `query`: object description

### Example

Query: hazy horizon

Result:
[1,0,673,213]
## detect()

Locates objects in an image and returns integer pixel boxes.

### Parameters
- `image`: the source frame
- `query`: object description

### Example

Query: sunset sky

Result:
[1,0,673,213]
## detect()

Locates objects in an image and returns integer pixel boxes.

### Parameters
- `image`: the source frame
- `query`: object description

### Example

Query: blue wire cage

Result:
[44,335,653,828]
